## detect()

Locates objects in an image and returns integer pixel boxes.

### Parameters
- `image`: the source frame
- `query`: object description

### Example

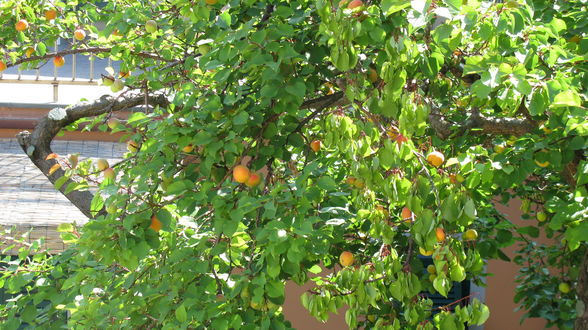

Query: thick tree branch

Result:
[16,92,169,219]
[428,105,537,140]
[296,92,347,132]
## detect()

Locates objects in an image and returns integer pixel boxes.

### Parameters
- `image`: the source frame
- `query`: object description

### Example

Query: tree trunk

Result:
[575,249,588,329]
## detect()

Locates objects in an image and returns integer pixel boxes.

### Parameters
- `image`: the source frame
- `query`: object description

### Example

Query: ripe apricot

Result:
[45,9,57,20]
[74,29,86,41]
[426,151,445,167]
[401,207,413,223]
[150,215,162,231]
[15,19,28,32]
[233,165,250,183]
[25,47,34,58]
[182,144,194,153]
[245,172,262,187]
[339,251,354,267]
[310,140,321,152]
[435,227,446,242]
[53,56,65,67]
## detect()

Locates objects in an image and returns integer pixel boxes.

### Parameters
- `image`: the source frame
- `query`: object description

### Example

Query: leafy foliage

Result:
[0,0,587,329]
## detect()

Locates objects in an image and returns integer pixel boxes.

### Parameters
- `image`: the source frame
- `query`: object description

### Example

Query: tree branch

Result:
[7,47,175,69]
[295,91,348,132]
[16,92,169,219]
[428,104,537,140]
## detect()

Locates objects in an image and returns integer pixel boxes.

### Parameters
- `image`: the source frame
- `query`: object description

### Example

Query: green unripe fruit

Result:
[559,282,571,294]
[105,204,117,214]
[463,229,478,241]
[101,76,114,86]
[456,174,465,183]
[240,287,250,299]
[111,79,124,92]
[536,212,547,222]
[494,144,505,153]
[145,20,158,33]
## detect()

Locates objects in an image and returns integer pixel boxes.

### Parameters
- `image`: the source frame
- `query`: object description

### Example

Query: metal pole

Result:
[53,39,58,102]
[54,40,58,81]
[72,36,76,81]
[89,54,94,82]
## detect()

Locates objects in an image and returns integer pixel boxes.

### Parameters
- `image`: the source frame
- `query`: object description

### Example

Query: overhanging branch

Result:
[16,92,169,219]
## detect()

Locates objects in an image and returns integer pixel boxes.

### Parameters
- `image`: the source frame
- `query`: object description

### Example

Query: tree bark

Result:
[16,92,169,219]
[428,105,537,139]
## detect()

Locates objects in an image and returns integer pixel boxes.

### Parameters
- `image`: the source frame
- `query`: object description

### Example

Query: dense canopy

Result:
[0,0,587,329]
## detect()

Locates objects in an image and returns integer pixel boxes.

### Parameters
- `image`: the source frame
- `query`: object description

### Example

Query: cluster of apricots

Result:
[95,158,115,180]
[0,11,85,72]
[338,149,480,268]
[233,165,262,188]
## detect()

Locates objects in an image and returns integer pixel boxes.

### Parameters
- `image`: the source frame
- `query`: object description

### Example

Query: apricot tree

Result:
[0,0,587,329]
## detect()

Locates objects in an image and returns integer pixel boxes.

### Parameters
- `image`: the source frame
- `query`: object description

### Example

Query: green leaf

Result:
[285,79,306,98]
[511,75,532,96]
[57,223,74,233]
[529,86,548,115]
[156,208,174,231]
[317,176,337,191]
[308,265,322,274]
[517,226,539,238]
[551,91,582,108]
[463,199,476,219]
[233,111,249,125]
[381,0,411,16]
[90,193,104,216]
[175,304,187,323]
[433,275,450,297]
[127,112,148,124]
[443,0,461,13]
[54,175,69,190]
[577,161,588,186]
[566,222,588,251]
